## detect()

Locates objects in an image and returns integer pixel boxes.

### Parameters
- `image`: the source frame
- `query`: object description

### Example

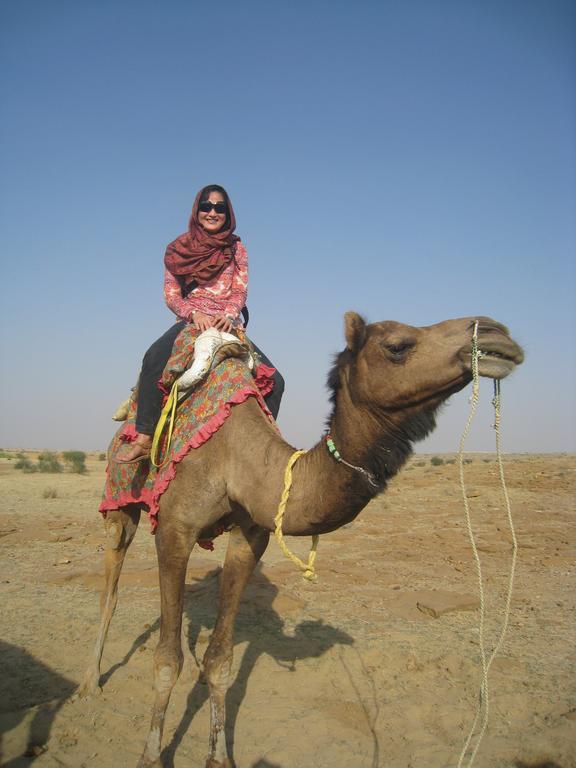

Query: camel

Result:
[80,312,524,768]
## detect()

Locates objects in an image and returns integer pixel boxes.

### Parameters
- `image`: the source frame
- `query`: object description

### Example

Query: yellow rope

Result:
[274,449,319,581]
[456,324,518,768]
[150,381,179,468]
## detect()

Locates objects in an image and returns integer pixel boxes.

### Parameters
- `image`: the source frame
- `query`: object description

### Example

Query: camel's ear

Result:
[344,312,367,353]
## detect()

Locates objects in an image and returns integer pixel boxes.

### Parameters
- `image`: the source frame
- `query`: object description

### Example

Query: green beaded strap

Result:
[325,435,341,460]
[325,434,379,488]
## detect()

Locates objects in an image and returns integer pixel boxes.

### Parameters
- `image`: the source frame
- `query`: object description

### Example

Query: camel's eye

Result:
[382,341,414,361]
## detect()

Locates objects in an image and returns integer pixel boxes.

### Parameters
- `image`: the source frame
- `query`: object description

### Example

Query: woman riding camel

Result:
[116,184,284,463]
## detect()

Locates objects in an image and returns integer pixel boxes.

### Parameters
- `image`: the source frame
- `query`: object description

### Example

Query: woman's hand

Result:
[192,311,216,332]
[213,315,234,333]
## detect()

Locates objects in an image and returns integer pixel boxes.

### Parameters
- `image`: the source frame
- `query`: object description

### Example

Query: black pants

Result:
[135,321,285,434]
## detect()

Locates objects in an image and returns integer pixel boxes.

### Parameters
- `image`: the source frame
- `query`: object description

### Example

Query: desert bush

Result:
[430,456,444,466]
[414,460,426,467]
[42,487,58,499]
[463,458,473,465]
[63,450,87,474]
[37,451,63,473]
[445,458,456,465]
[98,452,106,461]
[14,451,63,473]
[15,456,37,472]
[0,450,12,459]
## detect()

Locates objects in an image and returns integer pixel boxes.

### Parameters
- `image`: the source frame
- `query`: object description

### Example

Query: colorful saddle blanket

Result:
[99,327,275,533]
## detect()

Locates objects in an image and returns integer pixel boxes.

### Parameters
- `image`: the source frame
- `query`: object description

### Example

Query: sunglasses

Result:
[198,201,227,214]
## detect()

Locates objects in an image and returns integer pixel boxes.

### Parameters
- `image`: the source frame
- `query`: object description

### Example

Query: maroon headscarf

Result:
[164,186,240,288]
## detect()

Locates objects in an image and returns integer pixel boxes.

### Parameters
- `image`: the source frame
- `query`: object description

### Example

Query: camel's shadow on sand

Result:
[0,567,352,767]
[103,563,354,767]
[89,563,571,768]
[1,569,567,768]
[0,640,76,767]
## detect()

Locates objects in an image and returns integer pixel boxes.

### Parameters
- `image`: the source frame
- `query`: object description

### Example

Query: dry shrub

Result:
[62,450,87,474]
[37,452,63,473]
[15,454,36,472]
[15,451,63,473]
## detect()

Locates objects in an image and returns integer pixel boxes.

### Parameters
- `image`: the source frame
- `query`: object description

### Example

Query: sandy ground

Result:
[0,451,574,768]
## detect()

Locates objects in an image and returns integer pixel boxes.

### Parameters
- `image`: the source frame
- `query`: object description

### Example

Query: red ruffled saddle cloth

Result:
[99,326,276,536]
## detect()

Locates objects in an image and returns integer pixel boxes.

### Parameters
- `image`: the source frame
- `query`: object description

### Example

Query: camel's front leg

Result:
[204,523,269,768]
[138,519,197,768]
[79,506,141,696]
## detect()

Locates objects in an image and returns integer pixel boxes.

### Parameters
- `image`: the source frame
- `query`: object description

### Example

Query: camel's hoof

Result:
[205,758,234,768]
[77,672,103,698]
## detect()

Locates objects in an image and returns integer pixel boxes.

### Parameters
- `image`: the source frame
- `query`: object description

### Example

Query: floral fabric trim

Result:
[99,357,275,536]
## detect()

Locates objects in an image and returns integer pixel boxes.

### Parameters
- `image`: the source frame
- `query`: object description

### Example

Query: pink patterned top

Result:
[163,242,248,328]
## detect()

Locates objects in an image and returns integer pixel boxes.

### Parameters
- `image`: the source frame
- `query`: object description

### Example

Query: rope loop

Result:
[274,450,319,581]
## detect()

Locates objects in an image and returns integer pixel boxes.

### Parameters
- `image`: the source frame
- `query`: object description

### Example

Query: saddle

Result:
[102,334,275,533]
[176,328,254,399]
[112,328,256,421]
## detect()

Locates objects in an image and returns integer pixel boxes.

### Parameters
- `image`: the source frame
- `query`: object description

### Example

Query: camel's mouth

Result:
[459,326,524,380]
[477,351,518,380]
[475,337,524,380]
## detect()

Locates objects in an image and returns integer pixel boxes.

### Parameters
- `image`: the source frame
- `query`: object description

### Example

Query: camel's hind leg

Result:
[138,517,197,768]
[204,523,270,768]
[79,506,141,696]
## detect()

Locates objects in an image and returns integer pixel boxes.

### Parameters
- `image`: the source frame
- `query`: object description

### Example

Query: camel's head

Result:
[336,312,524,413]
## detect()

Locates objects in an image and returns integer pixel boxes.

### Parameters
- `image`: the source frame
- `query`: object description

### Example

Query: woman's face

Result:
[198,191,227,233]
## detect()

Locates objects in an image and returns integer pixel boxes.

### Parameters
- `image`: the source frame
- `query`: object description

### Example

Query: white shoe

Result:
[178,329,253,396]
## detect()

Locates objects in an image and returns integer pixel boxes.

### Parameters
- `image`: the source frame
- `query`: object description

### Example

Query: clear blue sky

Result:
[1,0,574,453]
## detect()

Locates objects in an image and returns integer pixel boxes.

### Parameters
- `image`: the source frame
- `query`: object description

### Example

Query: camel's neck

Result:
[263,372,436,537]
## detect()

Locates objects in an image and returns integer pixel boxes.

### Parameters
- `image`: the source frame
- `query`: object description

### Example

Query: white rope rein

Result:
[456,322,519,768]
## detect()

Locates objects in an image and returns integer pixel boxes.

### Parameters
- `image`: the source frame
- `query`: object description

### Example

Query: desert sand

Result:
[0,451,574,768]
